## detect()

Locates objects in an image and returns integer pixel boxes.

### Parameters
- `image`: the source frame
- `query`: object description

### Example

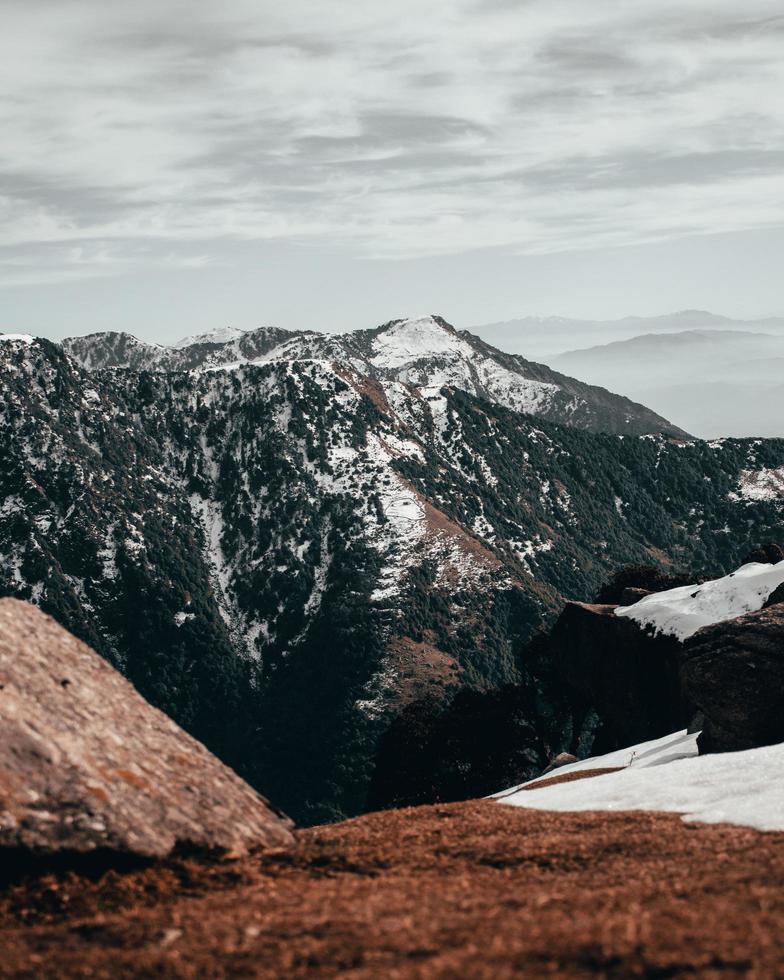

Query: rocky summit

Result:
[0,598,293,860]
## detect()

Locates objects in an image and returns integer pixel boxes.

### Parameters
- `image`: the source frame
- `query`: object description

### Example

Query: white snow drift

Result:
[615,559,784,641]
[496,730,784,832]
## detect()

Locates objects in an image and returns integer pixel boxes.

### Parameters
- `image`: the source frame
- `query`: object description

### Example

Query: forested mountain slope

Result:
[2,332,783,821]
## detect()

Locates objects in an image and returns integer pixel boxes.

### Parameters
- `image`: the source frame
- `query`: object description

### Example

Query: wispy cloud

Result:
[2,0,783,284]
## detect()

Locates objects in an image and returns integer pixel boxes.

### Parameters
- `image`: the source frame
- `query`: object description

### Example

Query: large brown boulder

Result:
[681,604,784,754]
[550,601,690,747]
[0,599,293,859]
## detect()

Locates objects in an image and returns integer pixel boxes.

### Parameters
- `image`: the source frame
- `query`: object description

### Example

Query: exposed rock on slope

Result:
[682,604,784,753]
[548,560,784,755]
[0,599,293,859]
[549,601,687,747]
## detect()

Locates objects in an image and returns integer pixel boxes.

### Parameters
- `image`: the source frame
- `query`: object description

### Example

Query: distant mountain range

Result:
[471,310,784,361]
[550,328,784,439]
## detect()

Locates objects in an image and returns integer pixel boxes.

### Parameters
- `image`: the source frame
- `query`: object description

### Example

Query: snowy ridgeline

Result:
[615,559,784,640]
[494,730,784,833]
[48,314,691,437]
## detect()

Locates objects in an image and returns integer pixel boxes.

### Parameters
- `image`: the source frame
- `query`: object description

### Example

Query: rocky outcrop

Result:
[681,604,784,754]
[551,575,784,758]
[549,602,689,748]
[764,582,784,608]
[742,543,784,565]
[594,565,694,605]
[0,599,293,860]
[542,752,579,775]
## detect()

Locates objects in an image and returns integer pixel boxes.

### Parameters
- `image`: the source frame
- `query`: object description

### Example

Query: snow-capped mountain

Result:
[60,315,690,438]
[173,325,256,348]
[61,325,293,372]
[2,331,784,822]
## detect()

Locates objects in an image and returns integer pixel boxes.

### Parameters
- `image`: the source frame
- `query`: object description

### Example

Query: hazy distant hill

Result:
[550,329,784,438]
[471,311,784,361]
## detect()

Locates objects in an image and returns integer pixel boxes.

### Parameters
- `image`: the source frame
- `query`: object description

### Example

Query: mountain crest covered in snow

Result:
[58,314,690,438]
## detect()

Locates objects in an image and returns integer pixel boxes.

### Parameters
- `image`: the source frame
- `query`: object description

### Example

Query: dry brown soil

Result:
[1,796,783,978]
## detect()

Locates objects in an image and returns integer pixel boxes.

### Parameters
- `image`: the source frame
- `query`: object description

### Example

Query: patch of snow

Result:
[174,325,251,349]
[370,316,471,369]
[493,730,700,798]
[731,466,784,502]
[496,729,784,833]
[615,560,784,641]
[472,514,495,540]
[0,334,34,343]
[174,611,196,627]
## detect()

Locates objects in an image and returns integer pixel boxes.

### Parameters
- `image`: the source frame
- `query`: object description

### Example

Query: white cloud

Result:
[2,0,784,282]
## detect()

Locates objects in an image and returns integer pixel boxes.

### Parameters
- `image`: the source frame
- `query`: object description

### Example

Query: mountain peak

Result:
[174,325,254,349]
[367,315,467,368]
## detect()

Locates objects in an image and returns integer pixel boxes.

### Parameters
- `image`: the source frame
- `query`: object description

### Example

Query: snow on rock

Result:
[731,466,784,502]
[0,334,34,343]
[174,325,252,348]
[615,560,784,641]
[495,729,784,833]
[369,316,473,369]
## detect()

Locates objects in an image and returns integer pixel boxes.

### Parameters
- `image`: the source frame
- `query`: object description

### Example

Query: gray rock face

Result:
[681,604,784,754]
[0,599,293,859]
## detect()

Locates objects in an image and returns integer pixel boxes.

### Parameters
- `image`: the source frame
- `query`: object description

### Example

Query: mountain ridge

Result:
[469,310,784,361]
[57,314,690,439]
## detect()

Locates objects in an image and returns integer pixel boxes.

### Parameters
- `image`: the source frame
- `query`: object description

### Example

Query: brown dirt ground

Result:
[519,767,625,792]
[1,799,783,978]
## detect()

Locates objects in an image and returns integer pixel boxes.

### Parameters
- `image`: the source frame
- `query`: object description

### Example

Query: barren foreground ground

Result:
[2,797,783,978]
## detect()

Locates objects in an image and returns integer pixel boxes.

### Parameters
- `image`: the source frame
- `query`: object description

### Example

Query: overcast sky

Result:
[2,0,784,341]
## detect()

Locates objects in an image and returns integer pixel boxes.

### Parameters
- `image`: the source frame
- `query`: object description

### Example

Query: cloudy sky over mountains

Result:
[2,0,783,338]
